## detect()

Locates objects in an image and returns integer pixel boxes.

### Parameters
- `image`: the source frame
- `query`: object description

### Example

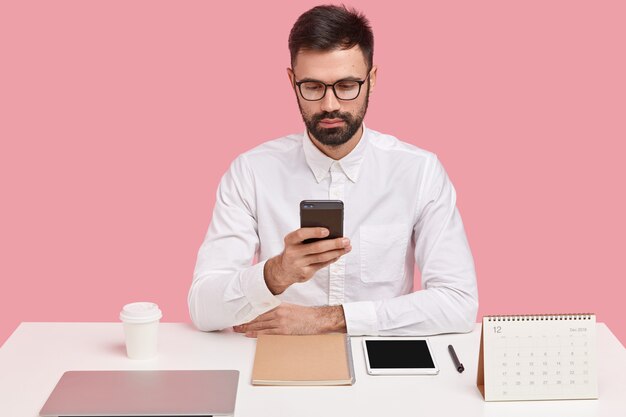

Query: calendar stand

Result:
[477,326,486,398]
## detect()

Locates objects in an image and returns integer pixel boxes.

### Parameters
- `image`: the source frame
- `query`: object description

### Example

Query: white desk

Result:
[1,322,624,416]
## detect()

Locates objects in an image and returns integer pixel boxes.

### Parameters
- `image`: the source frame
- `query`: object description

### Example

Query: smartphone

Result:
[299,200,344,244]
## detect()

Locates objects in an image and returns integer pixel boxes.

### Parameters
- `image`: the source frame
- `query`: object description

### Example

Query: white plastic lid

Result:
[119,302,162,324]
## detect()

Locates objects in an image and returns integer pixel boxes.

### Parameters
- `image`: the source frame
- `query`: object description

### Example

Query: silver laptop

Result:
[40,370,239,416]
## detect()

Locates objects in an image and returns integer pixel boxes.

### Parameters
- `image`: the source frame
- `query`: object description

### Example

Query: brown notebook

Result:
[251,333,355,386]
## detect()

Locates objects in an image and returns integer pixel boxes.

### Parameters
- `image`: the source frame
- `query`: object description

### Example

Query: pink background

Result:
[1,1,625,347]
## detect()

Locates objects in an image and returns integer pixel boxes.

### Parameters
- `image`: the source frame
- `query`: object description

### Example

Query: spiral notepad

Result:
[477,314,598,401]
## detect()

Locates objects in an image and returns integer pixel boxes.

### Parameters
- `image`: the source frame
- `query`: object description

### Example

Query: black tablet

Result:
[362,338,439,375]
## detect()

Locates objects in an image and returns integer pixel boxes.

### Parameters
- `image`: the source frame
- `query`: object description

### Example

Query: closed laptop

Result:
[39,370,239,416]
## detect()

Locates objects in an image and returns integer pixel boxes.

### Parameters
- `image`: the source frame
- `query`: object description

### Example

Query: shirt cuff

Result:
[342,301,379,335]
[240,260,281,316]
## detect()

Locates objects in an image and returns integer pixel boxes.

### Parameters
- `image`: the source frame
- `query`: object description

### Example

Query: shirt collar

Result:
[302,124,369,183]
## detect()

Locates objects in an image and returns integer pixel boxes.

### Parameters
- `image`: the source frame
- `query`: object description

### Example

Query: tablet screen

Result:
[365,340,435,369]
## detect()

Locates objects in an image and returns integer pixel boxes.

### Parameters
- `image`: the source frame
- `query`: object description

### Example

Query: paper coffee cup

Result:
[119,302,162,359]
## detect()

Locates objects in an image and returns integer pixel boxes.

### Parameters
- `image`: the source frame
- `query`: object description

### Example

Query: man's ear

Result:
[368,65,378,94]
[287,67,295,88]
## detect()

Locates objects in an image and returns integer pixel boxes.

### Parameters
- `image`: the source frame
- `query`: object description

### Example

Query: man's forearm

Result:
[316,305,347,333]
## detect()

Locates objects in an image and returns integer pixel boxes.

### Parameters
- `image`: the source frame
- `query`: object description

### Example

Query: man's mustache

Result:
[312,112,351,123]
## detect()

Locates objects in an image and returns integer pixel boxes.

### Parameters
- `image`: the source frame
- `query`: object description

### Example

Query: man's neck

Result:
[308,125,364,161]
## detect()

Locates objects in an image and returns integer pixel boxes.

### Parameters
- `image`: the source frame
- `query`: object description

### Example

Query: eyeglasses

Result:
[294,73,371,101]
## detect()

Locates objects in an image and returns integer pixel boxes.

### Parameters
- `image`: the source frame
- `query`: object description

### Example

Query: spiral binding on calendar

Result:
[486,313,594,322]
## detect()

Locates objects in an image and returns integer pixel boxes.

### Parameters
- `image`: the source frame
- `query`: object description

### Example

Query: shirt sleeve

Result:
[343,155,479,336]
[188,155,281,331]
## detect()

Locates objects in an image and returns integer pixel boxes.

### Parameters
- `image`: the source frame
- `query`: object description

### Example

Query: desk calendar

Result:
[477,314,598,401]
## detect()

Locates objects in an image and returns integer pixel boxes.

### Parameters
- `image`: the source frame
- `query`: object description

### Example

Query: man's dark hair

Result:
[288,4,374,70]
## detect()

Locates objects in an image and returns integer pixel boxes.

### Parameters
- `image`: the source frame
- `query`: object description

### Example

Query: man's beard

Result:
[299,87,369,148]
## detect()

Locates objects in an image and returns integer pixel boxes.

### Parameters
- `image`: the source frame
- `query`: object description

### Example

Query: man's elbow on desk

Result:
[428,278,479,334]
[400,289,478,336]
[188,302,224,333]
[457,310,478,334]
[449,293,479,334]
[188,288,282,333]
[188,307,252,333]
[187,288,237,333]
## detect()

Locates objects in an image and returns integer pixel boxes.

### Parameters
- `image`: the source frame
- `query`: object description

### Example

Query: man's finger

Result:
[237,319,278,333]
[309,257,339,268]
[300,237,350,256]
[304,247,350,265]
[245,328,282,338]
[285,227,328,245]
[302,258,340,277]
[234,313,277,333]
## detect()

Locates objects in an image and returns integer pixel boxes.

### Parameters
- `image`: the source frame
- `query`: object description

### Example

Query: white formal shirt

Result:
[188,126,478,335]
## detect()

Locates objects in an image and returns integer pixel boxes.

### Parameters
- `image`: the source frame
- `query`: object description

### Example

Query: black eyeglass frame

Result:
[293,72,372,101]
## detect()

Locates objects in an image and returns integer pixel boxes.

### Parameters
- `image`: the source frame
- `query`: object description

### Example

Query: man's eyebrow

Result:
[296,75,364,83]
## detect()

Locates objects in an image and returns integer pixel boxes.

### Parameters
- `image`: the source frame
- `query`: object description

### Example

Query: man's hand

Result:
[233,303,347,337]
[263,227,351,295]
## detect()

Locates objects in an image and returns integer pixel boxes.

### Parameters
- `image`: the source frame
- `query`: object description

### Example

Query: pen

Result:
[448,344,464,373]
